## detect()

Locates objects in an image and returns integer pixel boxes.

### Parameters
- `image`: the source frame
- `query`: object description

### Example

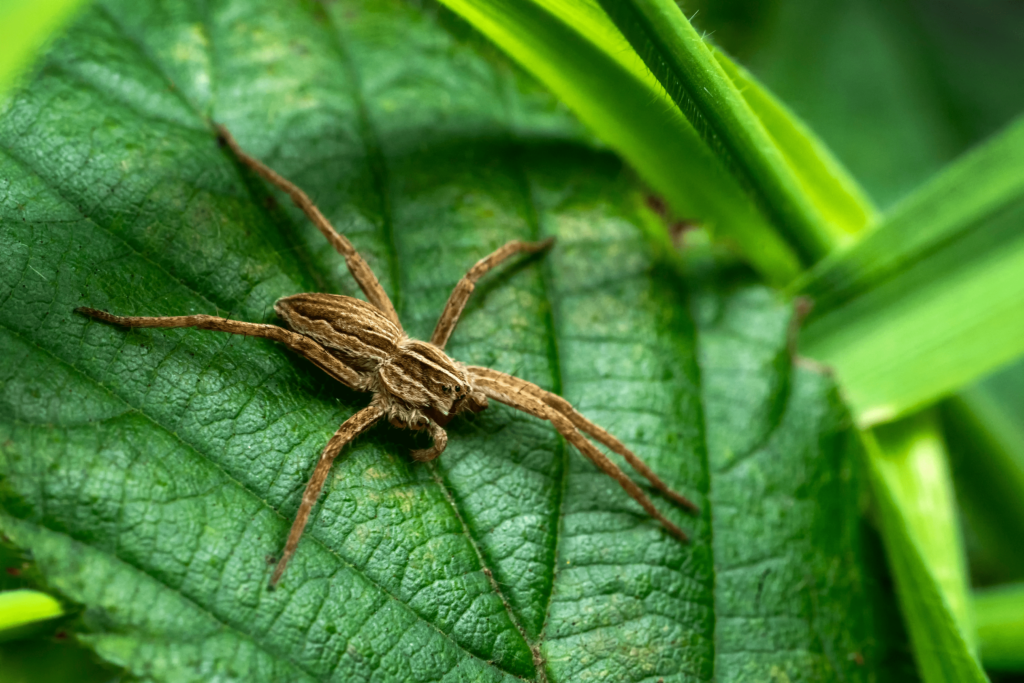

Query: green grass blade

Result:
[594,0,868,261]
[710,49,878,238]
[795,115,1024,309]
[0,590,63,642]
[864,416,986,683]
[799,115,1024,425]
[436,0,802,284]
[974,583,1024,671]
[0,0,89,98]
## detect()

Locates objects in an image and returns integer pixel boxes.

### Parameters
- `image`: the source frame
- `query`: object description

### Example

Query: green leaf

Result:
[864,419,986,683]
[0,0,907,680]
[799,115,1024,425]
[435,0,803,285]
[0,0,89,98]
[0,589,64,640]
[974,582,1024,671]
[708,49,877,238]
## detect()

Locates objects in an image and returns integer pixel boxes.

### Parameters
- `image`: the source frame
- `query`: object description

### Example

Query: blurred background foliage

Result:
[690,0,1024,209]
[690,0,1024,553]
[689,0,1024,678]
[1,0,1023,680]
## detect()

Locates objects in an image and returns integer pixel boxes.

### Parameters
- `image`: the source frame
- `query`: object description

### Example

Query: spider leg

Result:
[75,308,363,390]
[215,125,402,331]
[467,366,699,514]
[469,372,690,542]
[430,238,554,349]
[270,403,384,587]
[410,420,448,462]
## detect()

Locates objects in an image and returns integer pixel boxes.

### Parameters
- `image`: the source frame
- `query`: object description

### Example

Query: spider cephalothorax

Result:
[275,292,487,457]
[75,126,699,588]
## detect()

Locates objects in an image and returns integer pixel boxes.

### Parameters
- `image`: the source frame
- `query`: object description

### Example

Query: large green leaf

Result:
[0,0,909,680]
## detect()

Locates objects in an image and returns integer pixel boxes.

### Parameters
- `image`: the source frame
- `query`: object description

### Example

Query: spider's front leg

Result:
[467,367,697,541]
[75,308,364,389]
[270,403,384,587]
[215,125,402,330]
[430,238,554,349]
[74,306,382,586]
[469,366,699,514]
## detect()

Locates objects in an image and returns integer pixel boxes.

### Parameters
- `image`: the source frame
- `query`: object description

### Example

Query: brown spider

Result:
[76,126,699,588]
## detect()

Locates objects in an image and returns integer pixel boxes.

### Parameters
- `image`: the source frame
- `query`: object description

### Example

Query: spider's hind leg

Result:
[214,125,401,330]
[468,369,691,542]
[466,366,699,514]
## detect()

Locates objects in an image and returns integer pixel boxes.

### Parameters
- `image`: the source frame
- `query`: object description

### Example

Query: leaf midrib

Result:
[308,7,579,672]
[690,305,716,683]
[319,6,554,675]
[516,158,568,661]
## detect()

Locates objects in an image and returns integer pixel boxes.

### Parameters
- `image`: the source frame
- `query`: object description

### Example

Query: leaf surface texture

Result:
[0,1,908,680]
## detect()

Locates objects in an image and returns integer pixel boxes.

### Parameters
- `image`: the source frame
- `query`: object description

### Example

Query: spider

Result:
[76,126,700,588]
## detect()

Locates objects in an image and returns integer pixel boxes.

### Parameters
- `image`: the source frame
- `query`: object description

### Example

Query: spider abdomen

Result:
[275,293,401,373]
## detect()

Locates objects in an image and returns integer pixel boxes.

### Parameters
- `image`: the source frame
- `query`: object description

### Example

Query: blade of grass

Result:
[799,115,1024,425]
[437,0,804,283]
[974,583,1024,671]
[794,115,1024,310]
[710,48,878,237]
[0,590,64,643]
[0,0,89,98]
[593,0,867,261]
[864,414,986,683]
